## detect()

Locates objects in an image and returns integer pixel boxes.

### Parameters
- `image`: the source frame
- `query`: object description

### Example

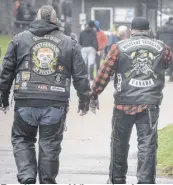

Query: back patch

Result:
[31,40,60,76]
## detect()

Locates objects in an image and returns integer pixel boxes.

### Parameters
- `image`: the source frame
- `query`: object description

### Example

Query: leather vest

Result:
[14,31,73,102]
[114,36,165,105]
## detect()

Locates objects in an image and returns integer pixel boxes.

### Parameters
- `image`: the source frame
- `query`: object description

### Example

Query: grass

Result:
[157,124,173,176]
[0,35,12,63]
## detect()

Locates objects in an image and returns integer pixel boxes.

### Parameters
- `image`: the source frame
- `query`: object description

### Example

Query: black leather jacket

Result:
[0,20,90,107]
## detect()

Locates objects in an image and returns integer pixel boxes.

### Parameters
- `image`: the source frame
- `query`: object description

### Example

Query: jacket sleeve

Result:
[91,44,119,99]
[71,39,91,100]
[0,35,18,94]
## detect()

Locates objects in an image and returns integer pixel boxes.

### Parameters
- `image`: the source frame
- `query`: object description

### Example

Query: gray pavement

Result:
[0,79,173,183]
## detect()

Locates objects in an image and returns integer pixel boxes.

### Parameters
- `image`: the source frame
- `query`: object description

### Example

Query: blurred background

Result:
[0,0,172,35]
[0,0,173,59]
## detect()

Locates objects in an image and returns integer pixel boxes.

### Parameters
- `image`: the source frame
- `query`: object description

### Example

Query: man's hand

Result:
[90,99,99,114]
[0,92,9,114]
[77,98,90,116]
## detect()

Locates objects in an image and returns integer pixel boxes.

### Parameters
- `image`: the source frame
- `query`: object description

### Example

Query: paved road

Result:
[0,79,173,183]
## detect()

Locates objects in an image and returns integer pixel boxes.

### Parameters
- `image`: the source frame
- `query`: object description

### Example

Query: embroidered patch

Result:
[14,84,20,90]
[24,61,29,69]
[21,82,28,90]
[37,84,49,91]
[124,49,159,79]
[16,73,20,84]
[57,65,64,71]
[21,72,30,81]
[50,86,65,92]
[129,78,154,87]
[31,40,60,76]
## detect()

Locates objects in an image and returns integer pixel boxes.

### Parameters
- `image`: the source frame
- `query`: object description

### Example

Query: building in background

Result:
[158,0,173,27]
[72,0,158,35]
[0,0,158,35]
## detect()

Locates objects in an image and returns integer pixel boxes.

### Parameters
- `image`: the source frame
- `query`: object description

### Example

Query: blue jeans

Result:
[17,107,65,126]
[11,107,66,184]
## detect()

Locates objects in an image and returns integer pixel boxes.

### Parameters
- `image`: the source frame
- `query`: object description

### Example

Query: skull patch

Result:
[32,41,60,75]
[124,49,160,79]
[37,48,54,69]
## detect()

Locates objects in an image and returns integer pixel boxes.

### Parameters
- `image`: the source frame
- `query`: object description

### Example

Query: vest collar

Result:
[131,31,150,38]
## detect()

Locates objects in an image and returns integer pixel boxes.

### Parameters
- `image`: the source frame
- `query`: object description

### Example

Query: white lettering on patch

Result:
[129,78,154,87]
[120,39,163,52]
[117,73,122,92]
[50,86,65,92]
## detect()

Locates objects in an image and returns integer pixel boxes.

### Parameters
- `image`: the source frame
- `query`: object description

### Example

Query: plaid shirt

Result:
[91,43,173,115]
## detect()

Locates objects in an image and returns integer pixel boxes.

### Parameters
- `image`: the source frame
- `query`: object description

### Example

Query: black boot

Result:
[24,178,36,184]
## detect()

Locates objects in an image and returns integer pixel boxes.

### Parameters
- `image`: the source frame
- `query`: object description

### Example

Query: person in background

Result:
[59,0,72,24]
[105,26,121,57]
[24,3,36,21]
[52,0,60,17]
[57,15,72,36]
[13,0,20,18]
[0,5,90,184]
[90,17,173,184]
[118,25,129,40]
[157,17,173,81]
[79,20,98,81]
[53,0,71,36]
[95,21,108,75]
[71,32,78,41]
[16,0,25,21]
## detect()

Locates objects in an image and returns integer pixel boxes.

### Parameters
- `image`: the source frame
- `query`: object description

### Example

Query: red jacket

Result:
[96,30,108,51]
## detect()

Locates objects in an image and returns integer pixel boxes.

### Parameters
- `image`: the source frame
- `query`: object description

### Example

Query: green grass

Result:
[0,35,12,63]
[157,124,173,176]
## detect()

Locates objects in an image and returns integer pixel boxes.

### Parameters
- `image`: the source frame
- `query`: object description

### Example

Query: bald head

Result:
[36,5,57,24]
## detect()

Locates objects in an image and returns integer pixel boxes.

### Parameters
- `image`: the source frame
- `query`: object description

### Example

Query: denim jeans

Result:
[81,47,96,80]
[11,107,66,184]
[17,107,64,126]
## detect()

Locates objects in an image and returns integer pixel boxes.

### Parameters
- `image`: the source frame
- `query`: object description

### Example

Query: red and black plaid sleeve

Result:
[164,44,173,69]
[91,44,119,99]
